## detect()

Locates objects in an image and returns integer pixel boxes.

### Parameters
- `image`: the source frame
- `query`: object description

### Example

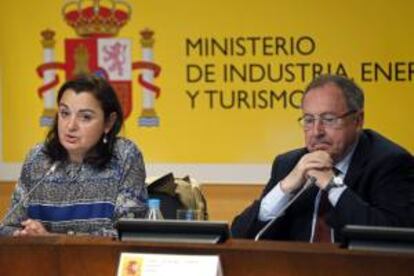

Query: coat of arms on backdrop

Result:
[36,0,162,127]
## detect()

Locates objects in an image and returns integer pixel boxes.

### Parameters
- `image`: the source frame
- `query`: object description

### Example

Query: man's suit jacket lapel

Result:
[344,131,370,190]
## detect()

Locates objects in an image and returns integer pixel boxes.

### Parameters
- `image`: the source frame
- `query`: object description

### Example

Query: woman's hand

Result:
[13,219,50,236]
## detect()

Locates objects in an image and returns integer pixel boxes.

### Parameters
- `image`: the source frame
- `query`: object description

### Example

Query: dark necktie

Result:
[313,168,341,243]
[313,190,331,242]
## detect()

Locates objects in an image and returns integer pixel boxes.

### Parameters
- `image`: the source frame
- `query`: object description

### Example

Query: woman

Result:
[0,75,148,237]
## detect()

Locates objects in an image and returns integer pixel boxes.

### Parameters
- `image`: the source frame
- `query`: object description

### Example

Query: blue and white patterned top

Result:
[0,137,148,237]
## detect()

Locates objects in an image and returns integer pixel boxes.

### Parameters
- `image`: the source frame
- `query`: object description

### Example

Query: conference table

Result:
[0,236,413,275]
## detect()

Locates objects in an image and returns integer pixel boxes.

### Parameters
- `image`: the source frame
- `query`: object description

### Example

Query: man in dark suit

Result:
[231,74,414,243]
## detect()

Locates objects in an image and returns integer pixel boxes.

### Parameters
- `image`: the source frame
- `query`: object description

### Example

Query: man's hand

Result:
[13,219,50,236]
[307,168,335,190]
[280,151,333,193]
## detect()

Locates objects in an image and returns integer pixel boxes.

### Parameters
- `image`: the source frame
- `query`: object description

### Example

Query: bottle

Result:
[145,198,164,220]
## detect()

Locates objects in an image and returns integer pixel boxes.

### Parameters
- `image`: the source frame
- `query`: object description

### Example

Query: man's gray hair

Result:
[303,74,364,111]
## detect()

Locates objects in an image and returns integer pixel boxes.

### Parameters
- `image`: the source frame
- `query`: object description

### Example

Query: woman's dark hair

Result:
[44,74,124,167]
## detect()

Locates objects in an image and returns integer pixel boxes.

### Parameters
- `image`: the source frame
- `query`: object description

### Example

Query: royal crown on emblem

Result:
[62,0,131,37]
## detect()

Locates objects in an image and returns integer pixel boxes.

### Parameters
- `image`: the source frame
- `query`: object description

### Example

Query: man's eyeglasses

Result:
[298,110,357,129]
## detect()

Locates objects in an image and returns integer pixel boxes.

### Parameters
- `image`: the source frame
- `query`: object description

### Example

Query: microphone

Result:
[254,176,316,241]
[0,162,58,228]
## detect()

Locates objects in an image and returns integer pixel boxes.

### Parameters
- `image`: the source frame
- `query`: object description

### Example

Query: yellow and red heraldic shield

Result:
[65,37,133,118]
[36,0,162,127]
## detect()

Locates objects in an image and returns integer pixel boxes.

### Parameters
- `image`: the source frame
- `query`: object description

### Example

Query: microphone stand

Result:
[0,162,58,228]
[254,176,316,241]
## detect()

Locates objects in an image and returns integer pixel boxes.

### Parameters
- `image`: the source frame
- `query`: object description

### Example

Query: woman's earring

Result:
[103,134,108,144]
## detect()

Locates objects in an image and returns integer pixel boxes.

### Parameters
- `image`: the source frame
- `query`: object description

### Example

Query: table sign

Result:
[117,252,223,276]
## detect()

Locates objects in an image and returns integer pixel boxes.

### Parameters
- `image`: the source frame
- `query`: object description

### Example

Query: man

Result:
[231,74,414,243]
